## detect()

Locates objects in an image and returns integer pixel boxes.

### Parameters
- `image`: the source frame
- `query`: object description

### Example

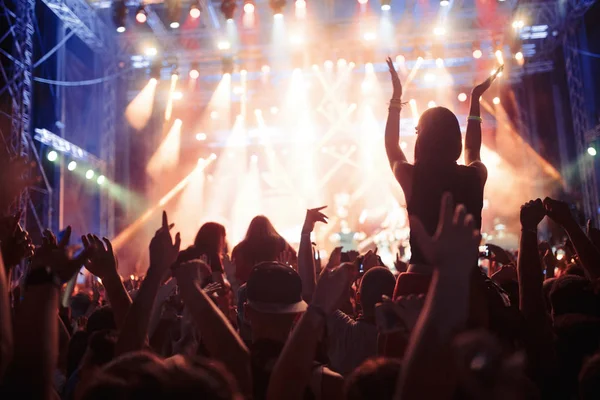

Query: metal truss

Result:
[563,26,599,223]
[99,60,117,238]
[40,0,116,55]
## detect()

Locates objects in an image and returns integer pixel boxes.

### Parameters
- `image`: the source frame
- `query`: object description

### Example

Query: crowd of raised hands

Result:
[2,62,600,400]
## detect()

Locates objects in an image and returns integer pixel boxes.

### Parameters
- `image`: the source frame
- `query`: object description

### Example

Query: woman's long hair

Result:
[194,222,227,256]
[232,216,291,283]
[414,106,462,166]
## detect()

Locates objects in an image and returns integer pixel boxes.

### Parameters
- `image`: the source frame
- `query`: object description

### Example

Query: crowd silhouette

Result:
[1,59,600,400]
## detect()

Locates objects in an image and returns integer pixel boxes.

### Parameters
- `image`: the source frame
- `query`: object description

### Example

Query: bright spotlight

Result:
[440,0,449,5]
[433,26,446,36]
[270,106,279,114]
[220,0,236,20]
[135,6,147,23]
[290,34,304,45]
[189,68,199,79]
[381,0,391,10]
[512,19,525,29]
[262,65,271,74]
[170,21,180,29]
[172,91,183,100]
[97,175,106,185]
[296,0,306,8]
[243,1,255,13]
[47,150,58,162]
[358,0,368,4]
[196,133,207,141]
[515,51,524,61]
[495,49,504,64]
[428,100,436,108]
[144,47,157,56]
[112,0,127,32]
[210,111,219,120]
[85,170,95,180]
[472,49,483,59]
[324,60,334,69]
[67,161,77,171]
[400,141,408,150]
[424,72,436,82]
[116,26,126,33]
[493,97,501,105]
[250,154,258,163]
[362,32,377,41]
[435,58,444,68]
[217,40,231,50]
[588,147,597,156]
[190,2,201,19]
[273,12,283,19]
[409,99,416,105]
[458,92,467,102]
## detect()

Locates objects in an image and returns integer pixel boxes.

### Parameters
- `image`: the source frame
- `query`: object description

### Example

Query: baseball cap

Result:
[246,262,307,314]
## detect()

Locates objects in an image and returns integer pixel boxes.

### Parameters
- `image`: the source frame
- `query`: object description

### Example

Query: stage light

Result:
[296,0,306,8]
[428,101,436,108]
[262,65,271,73]
[490,67,503,77]
[324,60,333,69]
[97,175,106,185]
[196,133,207,141]
[362,32,376,41]
[218,40,231,50]
[435,58,444,68]
[47,150,58,162]
[144,47,157,56]
[290,34,303,45]
[472,49,482,59]
[243,0,255,13]
[270,0,286,16]
[270,106,279,114]
[189,68,199,79]
[515,51,524,61]
[220,0,236,20]
[492,97,500,105]
[458,92,467,102]
[210,111,219,120]
[190,1,201,18]
[112,0,127,32]
[85,170,95,180]
[424,72,435,82]
[440,0,449,6]
[381,0,391,10]
[433,26,446,36]
[512,19,524,29]
[337,58,347,67]
[170,21,180,29]
[358,0,368,4]
[233,86,243,95]
[135,6,147,23]
[409,99,416,105]
[495,49,504,64]
[67,161,77,171]
[172,91,183,100]
[588,147,597,156]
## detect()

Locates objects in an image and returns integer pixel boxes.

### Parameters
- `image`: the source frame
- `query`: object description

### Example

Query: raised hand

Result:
[394,252,408,273]
[149,211,181,274]
[520,199,546,231]
[312,263,354,315]
[386,57,402,99]
[325,246,342,270]
[409,193,481,273]
[301,206,328,235]
[82,234,117,280]
[31,226,89,283]
[362,249,380,273]
[277,249,295,267]
[542,197,574,227]
[472,64,503,97]
[0,211,34,269]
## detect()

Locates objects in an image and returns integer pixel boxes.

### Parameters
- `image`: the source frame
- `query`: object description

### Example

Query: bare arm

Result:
[464,93,482,164]
[298,206,328,302]
[116,211,180,355]
[384,57,408,170]
[174,261,251,397]
[396,194,481,400]
[267,264,351,400]
[0,253,12,380]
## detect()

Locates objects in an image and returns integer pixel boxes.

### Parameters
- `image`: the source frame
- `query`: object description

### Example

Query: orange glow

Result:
[126,78,157,130]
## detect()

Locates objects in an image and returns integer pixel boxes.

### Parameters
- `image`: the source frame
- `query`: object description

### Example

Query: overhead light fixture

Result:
[190,0,201,18]
[440,0,449,6]
[196,133,207,141]
[144,47,157,56]
[588,147,597,156]
[97,175,106,185]
[380,0,391,10]
[112,0,127,33]
[433,26,446,36]
[243,0,255,13]
[189,63,200,79]
[67,161,77,171]
[170,21,180,29]
[458,93,467,102]
[135,6,147,23]
[85,170,95,180]
[269,0,286,16]
[295,0,306,9]
[493,97,501,105]
[221,0,236,20]
[47,150,58,162]
[358,0,368,4]
[217,40,231,50]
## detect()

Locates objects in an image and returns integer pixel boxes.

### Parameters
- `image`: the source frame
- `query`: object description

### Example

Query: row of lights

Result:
[47,151,106,185]
[113,0,202,32]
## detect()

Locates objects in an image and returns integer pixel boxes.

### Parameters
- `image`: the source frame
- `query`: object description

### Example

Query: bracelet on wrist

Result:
[468,115,483,123]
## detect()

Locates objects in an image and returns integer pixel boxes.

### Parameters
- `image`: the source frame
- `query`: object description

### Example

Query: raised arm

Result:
[396,193,481,400]
[173,260,251,396]
[116,211,180,355]
[465,66,502,167]
[298,206,328,302]
[544,197,600,280]
[384,57,407,169]
[267,263,351,400]
[82,234,131,328]
[518,199,557,386]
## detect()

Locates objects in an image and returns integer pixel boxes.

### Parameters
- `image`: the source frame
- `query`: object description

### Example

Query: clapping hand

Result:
[472,65,503,97]
[409,193,481,274]
[149,211,181,274]
[0,211,34,269]
[302,206,328,235]
[82,234,117,280]
[31,226,90,283]
[542,197,574,227]
[386,57,402,99]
